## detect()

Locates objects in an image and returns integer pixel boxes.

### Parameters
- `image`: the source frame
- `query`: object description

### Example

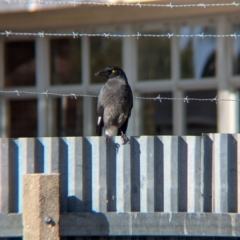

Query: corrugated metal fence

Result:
[0,134,240,237]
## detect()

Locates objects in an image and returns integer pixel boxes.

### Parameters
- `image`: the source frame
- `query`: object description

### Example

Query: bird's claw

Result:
[121,133,130,145]
[105,134,110,143]
[105,133,130,145]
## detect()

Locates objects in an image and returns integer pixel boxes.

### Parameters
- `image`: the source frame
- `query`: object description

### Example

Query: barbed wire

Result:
[1,31,240,39]
[1,0,240,8]
[0,89,238,103]
[0,89,99,98]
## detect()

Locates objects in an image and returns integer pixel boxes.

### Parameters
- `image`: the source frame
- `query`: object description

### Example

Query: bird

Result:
[95,66,133,144]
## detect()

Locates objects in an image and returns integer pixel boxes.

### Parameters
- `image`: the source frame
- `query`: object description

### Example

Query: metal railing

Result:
[0,134,239,237]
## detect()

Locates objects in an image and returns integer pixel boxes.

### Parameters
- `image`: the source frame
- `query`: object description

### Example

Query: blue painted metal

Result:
[0,135,239,237]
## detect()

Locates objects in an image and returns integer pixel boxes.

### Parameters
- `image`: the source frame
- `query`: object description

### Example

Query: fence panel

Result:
[0,134,239,237]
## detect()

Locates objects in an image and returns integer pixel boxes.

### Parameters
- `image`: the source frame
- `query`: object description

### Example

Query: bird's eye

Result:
[112,69,116,73]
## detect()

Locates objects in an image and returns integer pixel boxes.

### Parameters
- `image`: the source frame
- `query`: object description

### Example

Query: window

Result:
[232,24,240,75]
[137,32,171,81]
[141,92,173,135]
[180,26,216,79]
[90,37,122,83]
[50,38,81,85]
[9,99,37,138]
[185,90,217,135]
[4,40,35,87]
[0,17,238,138]
[55,97,83,136]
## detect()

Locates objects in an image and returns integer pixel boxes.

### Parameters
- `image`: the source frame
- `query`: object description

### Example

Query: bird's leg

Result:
[121,131,130,145]
[104,134,111,143]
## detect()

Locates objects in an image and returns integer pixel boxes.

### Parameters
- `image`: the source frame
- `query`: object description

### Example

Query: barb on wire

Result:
[38,31,44,38]
[0,30,240,39]
[5,30,11,37]
[72,31,78,39]
[44,90,48,98]
[198,33,205,39]
[71,93,77,99]
[137,32,141,39]
[184,96,189,103]
[15,90,20,96]
[103,33,110,38]
[70,0,76,6]
[155,94,162,103]
[168,2,173,8]
[211,95,218,104]
[231,33,237,39]
[198,2,206,8]
[0,90,239,103]
[0,0,240,8]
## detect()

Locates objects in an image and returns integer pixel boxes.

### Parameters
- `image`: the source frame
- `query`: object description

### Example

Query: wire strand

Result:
[1,31,240,38]
[1,0,240,8]
[0,89,239,103]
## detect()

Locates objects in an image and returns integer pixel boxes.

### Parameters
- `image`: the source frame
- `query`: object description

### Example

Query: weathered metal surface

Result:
[0,135,240,237]
[0,214,22,237]
[1,212,240,237]
[60,213,240,237]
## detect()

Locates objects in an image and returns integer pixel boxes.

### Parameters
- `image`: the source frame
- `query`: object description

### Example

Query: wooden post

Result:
[22,174,60,240]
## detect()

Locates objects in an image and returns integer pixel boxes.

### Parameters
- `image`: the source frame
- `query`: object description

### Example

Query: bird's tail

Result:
[96,124,103,136]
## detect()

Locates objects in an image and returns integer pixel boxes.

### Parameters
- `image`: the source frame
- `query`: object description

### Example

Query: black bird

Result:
[95,66,133,144]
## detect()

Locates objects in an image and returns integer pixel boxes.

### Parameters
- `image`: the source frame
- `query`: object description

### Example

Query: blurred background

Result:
[0,0,239,138]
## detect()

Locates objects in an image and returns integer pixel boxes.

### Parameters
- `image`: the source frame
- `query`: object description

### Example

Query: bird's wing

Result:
[96,105,104,136]
[96,88,105,136]
[117,100,133,135]
[128,101,133,118]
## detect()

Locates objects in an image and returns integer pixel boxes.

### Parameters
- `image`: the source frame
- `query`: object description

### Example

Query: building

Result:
[0,0,239,138]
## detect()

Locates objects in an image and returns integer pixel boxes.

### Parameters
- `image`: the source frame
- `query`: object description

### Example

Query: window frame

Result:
[0,14,239,137]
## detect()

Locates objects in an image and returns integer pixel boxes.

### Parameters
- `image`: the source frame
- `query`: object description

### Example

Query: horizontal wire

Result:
[1,31,240,38]
[0,90,238,103]
[0,90,99,98]
[0,0,240,8]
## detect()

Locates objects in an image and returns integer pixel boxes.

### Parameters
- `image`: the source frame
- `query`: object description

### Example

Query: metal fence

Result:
[0,134,240,237]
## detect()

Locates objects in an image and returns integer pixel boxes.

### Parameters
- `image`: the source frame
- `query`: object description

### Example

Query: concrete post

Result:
[22,174,60,240]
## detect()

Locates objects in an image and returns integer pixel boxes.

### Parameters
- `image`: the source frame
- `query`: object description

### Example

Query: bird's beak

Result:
[95,69,106,76]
